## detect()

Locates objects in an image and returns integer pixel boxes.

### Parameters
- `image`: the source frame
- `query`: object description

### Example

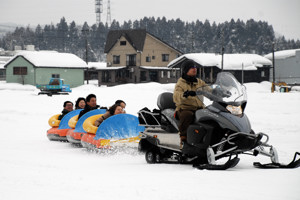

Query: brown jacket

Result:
[94,111,112,127]
[173,77,206,111]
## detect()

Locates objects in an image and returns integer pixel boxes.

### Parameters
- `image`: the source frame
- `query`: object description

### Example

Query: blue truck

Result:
[36,78,72,96]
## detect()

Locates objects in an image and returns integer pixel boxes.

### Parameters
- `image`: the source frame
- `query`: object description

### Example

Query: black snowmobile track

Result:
[253,152,300,169]
[193,157,240,170]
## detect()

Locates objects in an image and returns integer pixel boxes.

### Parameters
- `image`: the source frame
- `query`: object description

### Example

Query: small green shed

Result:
[4,51,87,87]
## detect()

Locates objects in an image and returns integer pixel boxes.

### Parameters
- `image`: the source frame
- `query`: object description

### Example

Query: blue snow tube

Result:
[73,109,106,133]
[94,114,145,140]
[58,109,82,130]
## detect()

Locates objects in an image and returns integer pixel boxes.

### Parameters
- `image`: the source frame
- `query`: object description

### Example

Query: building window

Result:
[152,56,155,60]
[162,54,169,62]
[120,41,126,46]
[126,54,136,66]
[52,74,60,78]
[146,56,151,62]
[167,71,171,78]
[261,71,265,77]
[161,71,164,78]
[13,67,27,75]
[113,55,120,64]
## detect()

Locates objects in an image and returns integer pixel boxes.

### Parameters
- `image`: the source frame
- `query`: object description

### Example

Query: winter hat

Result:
[181,59,196,75]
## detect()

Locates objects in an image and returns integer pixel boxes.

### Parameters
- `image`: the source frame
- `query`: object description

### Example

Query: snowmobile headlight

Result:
[226,105,242,115]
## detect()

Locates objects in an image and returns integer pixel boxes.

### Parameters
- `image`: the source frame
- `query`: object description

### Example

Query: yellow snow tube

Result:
[68,115,79,129]
[48,114,60,127]
[83,114,103,134]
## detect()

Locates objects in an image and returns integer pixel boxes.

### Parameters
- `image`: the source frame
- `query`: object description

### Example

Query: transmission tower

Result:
[95,0,103,24]
[107,0,112,26]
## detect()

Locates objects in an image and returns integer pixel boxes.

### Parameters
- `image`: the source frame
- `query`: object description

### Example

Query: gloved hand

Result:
[183,90,196,98]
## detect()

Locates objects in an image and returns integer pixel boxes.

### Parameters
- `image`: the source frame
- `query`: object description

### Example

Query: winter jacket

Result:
[58,109,71,120]
[173,77,206,111]
[94,111,112,127]
[78,104,100,119]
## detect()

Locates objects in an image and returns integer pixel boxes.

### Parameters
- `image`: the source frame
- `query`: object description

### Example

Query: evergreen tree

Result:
[0,16,299,61]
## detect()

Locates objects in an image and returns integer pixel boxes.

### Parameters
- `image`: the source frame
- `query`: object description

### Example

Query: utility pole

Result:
[221,46,224,71]
[220,27,225,71]
[271,42,276,92]
[242,63,244,84]
[82,27,89,84]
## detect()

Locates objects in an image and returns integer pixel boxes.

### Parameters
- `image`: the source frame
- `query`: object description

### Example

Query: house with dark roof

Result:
[100,29,182,86]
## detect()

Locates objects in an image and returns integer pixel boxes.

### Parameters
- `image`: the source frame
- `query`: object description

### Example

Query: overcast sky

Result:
[0,0,299,40]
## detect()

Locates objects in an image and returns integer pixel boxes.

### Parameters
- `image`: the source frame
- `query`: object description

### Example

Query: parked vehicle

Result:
[36,78,72,96]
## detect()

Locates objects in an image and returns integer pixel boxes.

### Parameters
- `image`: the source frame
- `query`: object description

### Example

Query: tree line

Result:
[1,17,299,62]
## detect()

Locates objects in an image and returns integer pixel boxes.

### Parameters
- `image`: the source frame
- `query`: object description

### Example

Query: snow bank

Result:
[0,81,36,91]
[0,80,299,200]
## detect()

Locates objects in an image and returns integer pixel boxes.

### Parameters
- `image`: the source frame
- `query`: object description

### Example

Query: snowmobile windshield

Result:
[197,72,247,105]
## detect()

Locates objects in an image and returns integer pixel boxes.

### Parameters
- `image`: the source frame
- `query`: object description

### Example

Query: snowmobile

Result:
[138,72,300,170]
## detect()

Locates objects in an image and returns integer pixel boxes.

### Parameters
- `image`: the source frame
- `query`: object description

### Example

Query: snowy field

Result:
[0,80,299,200]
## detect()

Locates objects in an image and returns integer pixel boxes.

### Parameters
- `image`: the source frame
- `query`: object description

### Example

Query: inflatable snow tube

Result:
[83,114,103,134]
[47,109,82,141]
[66,115,80,144]
[67,109,106,145]
[83,114,145,149]
[80,114,103,148]
[48,114,60,127]
[68,115,78,129]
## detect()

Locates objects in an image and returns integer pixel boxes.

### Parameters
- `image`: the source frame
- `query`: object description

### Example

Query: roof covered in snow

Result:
[0,61,6,69]
[87,62,180,71]
[264,49,300,60]
[88,62,126,70]
[140,66,179,70]
[88,62,107,69]
[4,51,88,68]
[168,53,272,70]
[0,56,13,69]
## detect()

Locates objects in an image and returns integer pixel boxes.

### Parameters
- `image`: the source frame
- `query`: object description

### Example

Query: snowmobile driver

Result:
[173,59,209,148]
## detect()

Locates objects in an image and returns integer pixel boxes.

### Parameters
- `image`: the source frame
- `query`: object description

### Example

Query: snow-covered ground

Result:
[0,80,299,200]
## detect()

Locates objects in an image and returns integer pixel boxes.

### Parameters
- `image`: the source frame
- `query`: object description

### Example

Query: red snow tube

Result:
[81,133,110,149]
[66,115,82,144]
[80,114,110,149]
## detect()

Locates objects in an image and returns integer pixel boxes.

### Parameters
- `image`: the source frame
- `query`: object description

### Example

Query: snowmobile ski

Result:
[193,157,240,170]
[253,152,300,169]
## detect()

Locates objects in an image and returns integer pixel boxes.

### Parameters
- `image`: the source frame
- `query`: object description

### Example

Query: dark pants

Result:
[176,109,195,140]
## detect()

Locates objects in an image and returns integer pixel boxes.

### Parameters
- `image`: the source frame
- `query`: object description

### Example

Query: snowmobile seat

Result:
[157,92,179,133]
